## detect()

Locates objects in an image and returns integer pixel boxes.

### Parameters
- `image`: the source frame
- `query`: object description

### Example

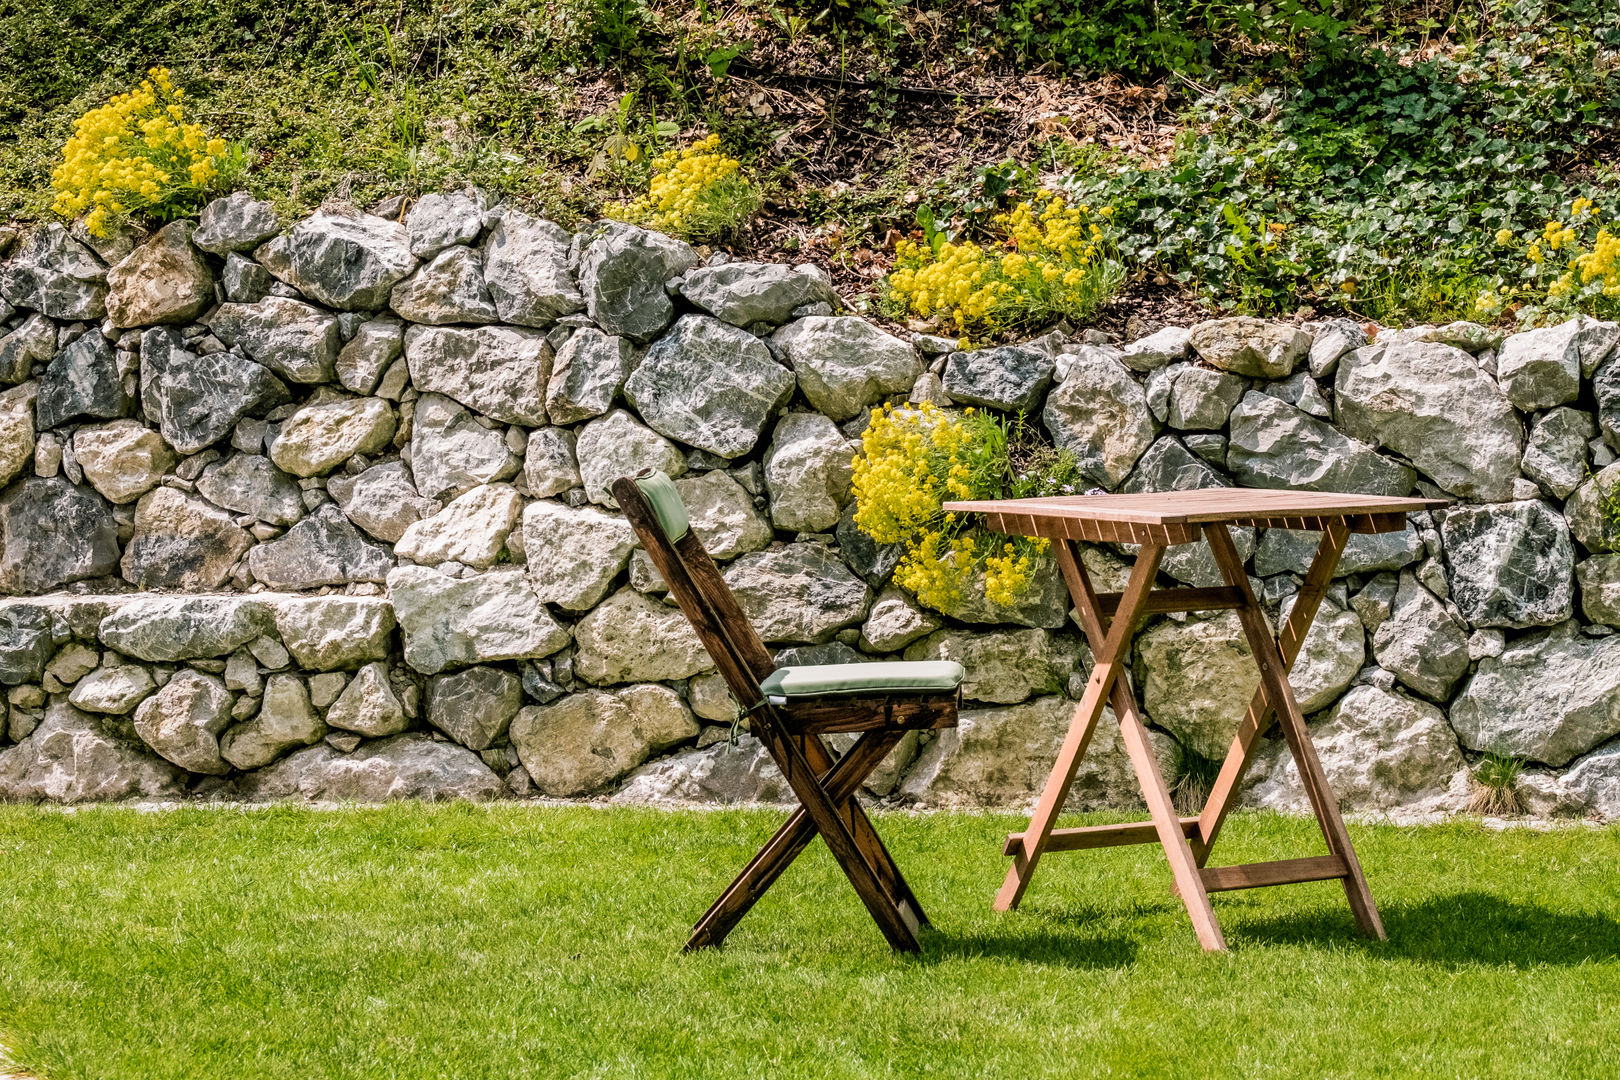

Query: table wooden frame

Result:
[944,489,1446,952]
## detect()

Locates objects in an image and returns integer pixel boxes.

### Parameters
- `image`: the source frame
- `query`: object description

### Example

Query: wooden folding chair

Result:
[612,469,964,953]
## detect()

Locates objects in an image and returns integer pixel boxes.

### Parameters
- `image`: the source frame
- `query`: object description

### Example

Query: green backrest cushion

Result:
[633,469,689,542]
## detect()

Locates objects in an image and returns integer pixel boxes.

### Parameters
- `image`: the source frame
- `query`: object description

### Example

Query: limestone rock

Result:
[858,587,940,652]
[193,192,281,253]
[425,665,523,750]
[545,327,635,424]
[37,330,132,429]
[573,587,711,685]
[1252,523,1423,578]
[724,545,870,644]
[511,684,700,796]
[480,209,584,326]
[72,419,175,504]
[104,221,213,327]
[395,483,522,569]
[120,487,253,590]
[323,661,409,737]
[0,315,55,384]
[406,189,486,258]
[327,459,438,543]
[522,500,636,612]
[1560,742,1620,821]
[679,262,833,328]
[389,565,569,674]
[615,736,788,805]
[771,316,920,420]
[407,392,520,501]
[1440,500,1574,628]
[247,504,394,589]
[1135,611,1257,759]
[0,383,32,488]
[0,703,185,802]
[1227,392,1414,495]
[270,595,395,670]
[196,453,303,526]
[1120,325,1192,371]
[241,734,503,802]
[0,224,107,320]
[0,603,52,685]
[1043,351,1156,488]
[403,324,552,426]
[923,554,1070,630]
[1450,624,1620,766]
[207,296,341,384]
[67,664,156,714]
[0,477,119,593]
[132,669,233,774]
[1335,341,1522,501]
[141,327,290,454]
[335,317,404,394]
[624,314,795,458]
[1120,437,1255,587]
[388,245,498,325]
[1287,602,1366,713]
[1564,462,1620,554]
[221,673,325,769]
[523,428,580,498]
[575,409,687,507]
[1364,572,1467,702]
[942,345,1055,413]
[1576,555,1620,625]
[904,628,1082,704]
[674,469,772,560]
[1167,367,1245,430]
[255,209,418,310]
[577,221,698,341]
[98,596,273,661]
[1522,407,1594,500]
[1187,318,1309,378]
[221,253,272,304]
[763,412,853,533]
[269,397,395,478]
[1496,319,1588,409]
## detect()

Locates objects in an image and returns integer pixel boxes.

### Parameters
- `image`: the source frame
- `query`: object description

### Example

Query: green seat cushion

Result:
[760,661,964,702]
[632,469,688,542]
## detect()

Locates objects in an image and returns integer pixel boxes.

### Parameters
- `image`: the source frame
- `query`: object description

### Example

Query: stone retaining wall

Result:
[0,192,1616,818]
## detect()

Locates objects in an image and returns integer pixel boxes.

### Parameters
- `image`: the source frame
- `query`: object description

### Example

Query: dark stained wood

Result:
[1003,817,1200,856]
[776,694,959,735]
[1096,586,1245,617]
[1200,855,1348,893]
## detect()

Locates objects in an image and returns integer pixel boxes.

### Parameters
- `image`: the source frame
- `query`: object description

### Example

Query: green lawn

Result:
[0,806,1616,1079]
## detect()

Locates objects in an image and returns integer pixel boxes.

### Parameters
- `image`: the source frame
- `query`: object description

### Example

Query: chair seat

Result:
[761,661,965,703]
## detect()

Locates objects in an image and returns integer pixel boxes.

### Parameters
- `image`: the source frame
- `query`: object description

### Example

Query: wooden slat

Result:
[1096,586,1244,616]
[1200,855,1347,893]
[948,488,1444,530]
[1002,817,1200,856]
[776,694,958,735]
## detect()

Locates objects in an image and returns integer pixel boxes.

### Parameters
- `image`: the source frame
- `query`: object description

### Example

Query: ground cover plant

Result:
[0,805,1616,1079]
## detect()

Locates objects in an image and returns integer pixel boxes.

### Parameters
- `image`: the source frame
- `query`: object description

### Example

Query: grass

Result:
[0,806,1617,1079]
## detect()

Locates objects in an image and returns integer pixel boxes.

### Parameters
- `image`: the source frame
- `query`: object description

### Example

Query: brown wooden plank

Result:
[776,695,959,734]
[1096,586,1244,616]
[1200,855,1348,893]
[945,488,1444,528]
[1002,817,1200,856]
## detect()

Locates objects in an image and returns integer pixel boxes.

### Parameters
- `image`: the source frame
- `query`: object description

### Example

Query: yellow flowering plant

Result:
[1479,195,1620,321]
[605,134,760,242]
[51,68,235,238]
[882,192,1123,336]
[851,401,1082,610]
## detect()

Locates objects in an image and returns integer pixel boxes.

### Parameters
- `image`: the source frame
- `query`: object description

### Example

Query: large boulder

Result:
[0,477,120,593]
[73,420,175,505]
[335,317,404,395]
[424,665,522,750]
[545,327,635,425]
[403,324,552,426]
[522,500,636,611]
[572,587,711,685]
[0,315,55,384]
[480,209,584,326]
[327,460,438,543]
[0,602,53,685]
[615,736,789,805]
[1187,317,1309,378]
[389,565,570,674]
[1120,437,1255,587]
[904,628,1082,704]
[680,262,833,327]
[859,587,941,652]
[0,224,107,320]
[1043,351,1156,488]
[1284,601,1365,714]
[37,331,133,430]
[323,662,409,738]
[1521,407,1594,500]
[1226,392,1414,495]
[388,245,499,325]
[246,504,394,589]
[0,703,186,803]
[1576,555,1620,626]
[221,673,325,769]
[141,327,290,455]
[131,669,234,774]
[723,544,872,643]
[206,296,342,384]
[523,427,580,498]
[923,553,1071,630]
[624,314,795,458]
[1439,500,1574,628]
[1369,572,1470,702]
[394,483,523,569]
[511,684,699,797]
[406,189,486,258]
[121,487,254,590]
[98,596,273,661]
[675,469,772,560]
[763,412,854,533]
[943,345,1055,413]
[269,397,395,477]
[254,209,418,310]
[0,383,32,487]
[67,664,157,715]
[1335,340,1522,501]
[196,453,304,526]
[407,392,521,502]
[269,595,395,671]
[577,221,698,341]
[104,221,214,327]
[236,734,504,802]
[1496,319,1590,410]
[1251,524,1423,578]
[192,192,281,254]
[771,316,920,420]
[574,409,686,507]
[1134,611,1257,759]
[1166,367,1245,430]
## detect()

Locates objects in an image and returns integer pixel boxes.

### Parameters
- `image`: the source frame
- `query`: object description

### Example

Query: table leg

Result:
[994,543,1165,913]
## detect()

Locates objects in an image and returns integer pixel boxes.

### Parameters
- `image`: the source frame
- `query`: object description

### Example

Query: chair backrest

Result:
[611,470,775,713]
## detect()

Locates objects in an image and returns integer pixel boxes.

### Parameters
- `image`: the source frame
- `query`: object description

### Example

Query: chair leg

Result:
[687,730,908,951]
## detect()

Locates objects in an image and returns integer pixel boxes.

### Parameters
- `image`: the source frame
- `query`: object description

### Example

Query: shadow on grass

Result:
[921,912,1140,969]
[1229,891,1620,967]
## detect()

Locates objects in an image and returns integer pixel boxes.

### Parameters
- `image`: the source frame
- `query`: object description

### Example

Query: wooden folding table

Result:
[943,489,1445,951]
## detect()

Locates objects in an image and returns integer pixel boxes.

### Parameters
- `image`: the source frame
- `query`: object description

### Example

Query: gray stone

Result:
[924,553,1070,630]
[858,587,940,652]
[221,252,272,304]
[237,733,503,801]
[624,314,795,459]
[406,189,486,258]
[1496,320,1587,409]
[389,565,569,674]
[0,224,107,320]
[834,502,902,588]
[98,596,273,661]
[763,412,853,533]
[511,684,700,797]
[1120,437,1255,587]
[0,603,51,685]
[335,317,404,394]
[1441,500,1574,628]
[67,664,156,714]
[120,487,253,590]
[327,460,438,543]
[247,504,394,589]
[1119,325,1191,371]
[573,587,712,685]
[672,469,773,560]
[220,673,326,769]
[1559,742,1620,821]
[1167,367,1245,430]
[1187,317,1309,378]
[269,397,396,478]
[480,209,584,327]
[0,315,55,384]
[575,409,686,507]
[0,703,185,802]
[1576,555,1620,626]
[395,483,522,569]
[38,331,132,429]
[0,477,119,593]
[614,736,788,805]
[104,221,213,328]
[193,192,281,254]
[545,327,634,424]
[323,662,409,737]
[523,427,581,499]
[1043,351,1156,488]
[207,296,341,384]
[1564,462,1620,554]
[723,545,871,644]
[1522,408,1595,500]
[1336,341,1523,501]
[1227,392,1414,495]
[407,392,521,502]
[679,262,833,328]
[771,316,920,420]
[270,595,395,671]
[522,500,636,612]
[1252,524,1423,578]
[1451,623,1620,766]
[0,383,32,488]
[196,454,303,525]
[1305,318,1366,378]
[1135,611,1258,758]
[904,628,1081,704]
[254,209,418,310]
[388,245,498,325]
[1590,353,1620,451]
[1280,600,1365,713]
[425,665,523,751]
[140,327,290,455]
[1262,371,1331,420]
[45,642,98,685]
[403,324,552,426]
[308,672,348,709]
[577,221,698,341]
[942,346,1055,413]
[1369,572,1470,702]
[73,419,175,504]
[132,669,233,774]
